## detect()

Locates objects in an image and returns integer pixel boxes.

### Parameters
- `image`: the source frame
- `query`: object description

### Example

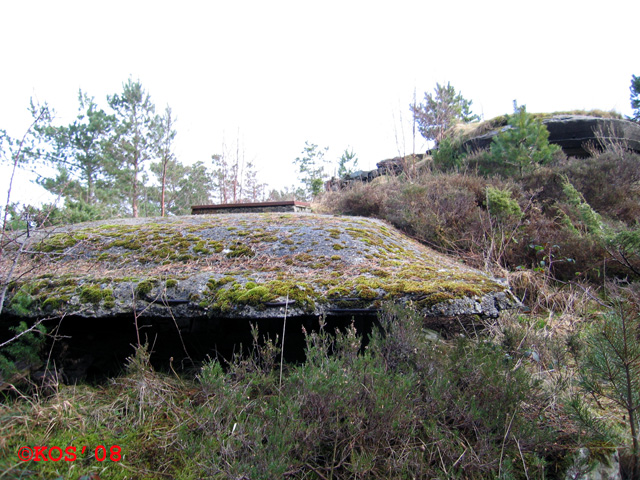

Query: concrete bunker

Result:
[1,213,517,382]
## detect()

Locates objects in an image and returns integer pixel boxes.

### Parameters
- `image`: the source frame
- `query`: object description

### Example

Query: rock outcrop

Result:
[460,115,640,157]
[325,154,427,191]
[325,115,640,192]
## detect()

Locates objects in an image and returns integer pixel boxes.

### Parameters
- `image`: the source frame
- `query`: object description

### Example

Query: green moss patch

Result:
[202,277,318,313]
[77,284,115,306]
[136,279,156,298]
[34,232,90,253]
[226,243,255,258]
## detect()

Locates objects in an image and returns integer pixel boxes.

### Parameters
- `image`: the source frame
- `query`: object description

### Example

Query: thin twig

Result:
[513,434,530,480]
[279,292,289,390]
[498,408,518,478]
[131,284,141,347]
[1,106,49,255]
[0,317,45,349]
[160,283,192,365]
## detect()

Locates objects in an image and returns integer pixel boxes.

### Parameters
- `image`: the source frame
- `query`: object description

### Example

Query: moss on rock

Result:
[6,213,515,319]
[79,285,106,304]
[136,279,155,298]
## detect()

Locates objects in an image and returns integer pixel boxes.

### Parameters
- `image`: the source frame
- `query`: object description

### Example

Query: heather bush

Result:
[189,305,579,479]
[466,148,508,177]
[322,172,533,271]
[316,177,389,217]
[0,308,607,479]
[321,148,640,283]
[559,151,640,226]
[382,176,485,251]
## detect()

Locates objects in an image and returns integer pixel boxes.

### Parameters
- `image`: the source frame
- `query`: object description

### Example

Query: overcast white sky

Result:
[1,0,638,206]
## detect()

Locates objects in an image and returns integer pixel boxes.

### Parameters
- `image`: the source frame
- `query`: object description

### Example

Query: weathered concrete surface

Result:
[1,213,517,322]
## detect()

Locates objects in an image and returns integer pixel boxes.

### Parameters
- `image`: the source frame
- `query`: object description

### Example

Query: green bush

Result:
[183,305,568,478]
[560,177,604,237]
[0,321,46,387]
[486,186,523,220]
[7,288,34,316]
[574,289,640,477]
[1,304,589,479]
[433,136,465,171]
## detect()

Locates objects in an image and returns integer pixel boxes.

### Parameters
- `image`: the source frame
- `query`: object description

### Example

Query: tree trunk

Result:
[132,160,139,218]
[161,161,167,217]
[628,406,640,479]
[87,167,94,205]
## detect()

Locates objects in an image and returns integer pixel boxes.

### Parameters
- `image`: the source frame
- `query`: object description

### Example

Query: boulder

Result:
[324,154,427,191]
[544,115,640,157]
[564,447,620,480]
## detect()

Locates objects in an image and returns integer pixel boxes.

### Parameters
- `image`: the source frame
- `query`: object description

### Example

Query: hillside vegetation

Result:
[319,149,640,283]
[314,126,640,478]
[2,98,640,478]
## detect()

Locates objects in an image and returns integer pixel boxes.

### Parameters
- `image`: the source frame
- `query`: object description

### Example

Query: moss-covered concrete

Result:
[2,213,517,319]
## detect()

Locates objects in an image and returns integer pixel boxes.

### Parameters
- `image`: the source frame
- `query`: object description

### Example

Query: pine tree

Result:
[35,91,115,209]
[337,148,359,177]
[294,141,329,199]
[108,79,157,217]
[490,102,560,176]
[578,293,640,478]
[630,74,640,122]
[411,82,479,145]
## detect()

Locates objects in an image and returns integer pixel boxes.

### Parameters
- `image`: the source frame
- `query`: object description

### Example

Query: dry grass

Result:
[507,270,596,316]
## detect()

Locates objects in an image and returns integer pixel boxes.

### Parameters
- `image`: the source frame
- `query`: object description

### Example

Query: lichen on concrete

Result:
[2,213,518,320]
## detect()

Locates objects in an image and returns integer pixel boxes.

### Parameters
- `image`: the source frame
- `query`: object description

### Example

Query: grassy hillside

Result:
[313,144,640,478]
[2,142,640,478]
[319,150,640,283]
[0,303,607,479]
